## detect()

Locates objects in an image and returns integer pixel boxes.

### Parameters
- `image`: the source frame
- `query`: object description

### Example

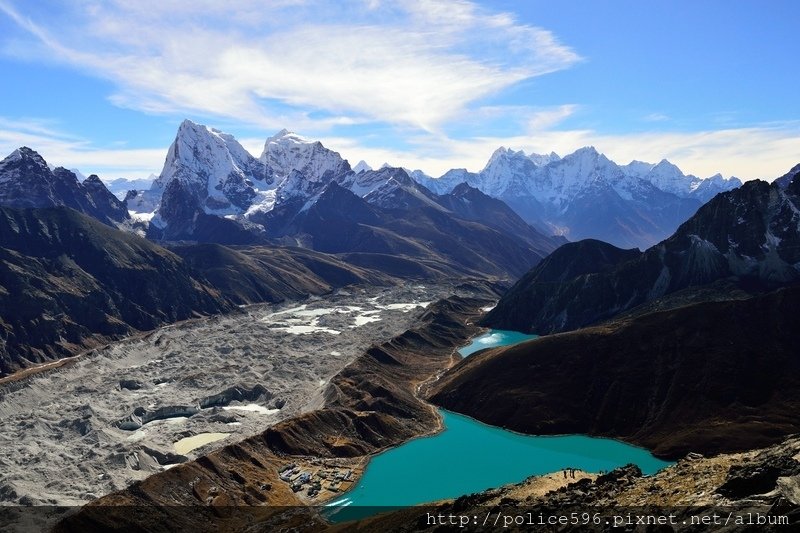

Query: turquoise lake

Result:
[326,330,672,522]
[457,329,539,356]
[328,410,671,522]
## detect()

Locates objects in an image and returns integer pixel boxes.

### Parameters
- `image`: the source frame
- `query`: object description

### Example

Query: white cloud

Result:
[643,113,670,122]
[0,0,580,133]
[526,105,579,131]
[0,118,164,180]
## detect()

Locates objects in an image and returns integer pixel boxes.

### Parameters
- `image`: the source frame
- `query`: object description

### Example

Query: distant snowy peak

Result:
[336,166,442,211]
[106,175,157,199]
[1,146,48,172]
[259,128,350,184]
[352,160,372,173]
[528,151,561,167]
[415,168,477,195]
[156,119,264,187]
[621,157,741,201]
[479,146,541,198]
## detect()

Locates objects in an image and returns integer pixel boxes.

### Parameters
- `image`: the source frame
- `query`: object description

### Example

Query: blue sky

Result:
[0,0,797,180]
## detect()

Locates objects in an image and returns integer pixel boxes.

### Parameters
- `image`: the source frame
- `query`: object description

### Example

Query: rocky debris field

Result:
[0,283,448,507]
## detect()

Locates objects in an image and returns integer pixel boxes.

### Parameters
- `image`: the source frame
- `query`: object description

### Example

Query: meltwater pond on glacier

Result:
[328,410,672,522]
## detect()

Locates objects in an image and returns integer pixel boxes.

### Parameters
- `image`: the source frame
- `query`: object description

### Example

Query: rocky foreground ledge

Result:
[51,287,495,532]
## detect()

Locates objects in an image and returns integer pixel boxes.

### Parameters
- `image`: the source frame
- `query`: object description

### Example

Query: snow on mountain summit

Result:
[153,119,264,218]
[352,160,372,173]
[260,128,350,184]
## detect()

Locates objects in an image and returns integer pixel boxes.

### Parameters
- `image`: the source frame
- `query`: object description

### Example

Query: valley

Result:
[1,3,798,530]
[0,282,451,508]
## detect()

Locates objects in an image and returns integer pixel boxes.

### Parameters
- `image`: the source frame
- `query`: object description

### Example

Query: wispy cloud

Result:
[0,117,164,179]
[0,0,581,133]
[643,112,670,122]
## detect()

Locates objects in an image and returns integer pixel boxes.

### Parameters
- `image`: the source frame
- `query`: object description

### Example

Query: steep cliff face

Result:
[433,284,800,459]
[484,173,800,334]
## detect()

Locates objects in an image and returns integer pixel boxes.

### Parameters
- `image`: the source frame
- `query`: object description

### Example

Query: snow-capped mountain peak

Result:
[528,151,560,167]
[352,160,372,173]
[260,129,349,184]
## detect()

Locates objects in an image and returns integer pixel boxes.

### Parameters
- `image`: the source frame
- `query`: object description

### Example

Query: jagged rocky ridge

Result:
[0,148,129,225]
[483,169,800,334]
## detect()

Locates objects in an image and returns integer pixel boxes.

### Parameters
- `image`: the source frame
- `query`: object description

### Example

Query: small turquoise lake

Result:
[457,329,538,357]
[326,330,672,522]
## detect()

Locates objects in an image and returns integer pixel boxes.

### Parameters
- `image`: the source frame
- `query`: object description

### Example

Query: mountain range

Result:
[120,121,740,250]
[416,146,741,248]
[130,120,562,278]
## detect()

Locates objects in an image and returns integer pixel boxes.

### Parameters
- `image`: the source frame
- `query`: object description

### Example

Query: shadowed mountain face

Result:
[0,206,229,376]
[254,182,559,279]
[170,243,393,305]
[435,182,567,255]
[0,148,129,226]
[484,172,800,334]
[432,284,800,459]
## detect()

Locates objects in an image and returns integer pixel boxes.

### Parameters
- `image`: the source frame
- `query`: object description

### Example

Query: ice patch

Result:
[273,323,341,335]
[378,302,430,312]
[330,351,342,356]
[351,310,382,327]
[128,211,155,222]
[222,404,280,415]
[125,429,147,443]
